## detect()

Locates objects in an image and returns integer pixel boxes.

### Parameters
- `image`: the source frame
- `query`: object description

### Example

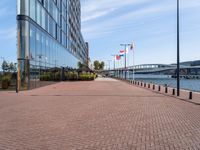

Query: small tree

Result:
[99,61,105,70]
[77,61,88,71]
[2,61,9,73]
[9,63,15,72]
[94,60,100,70]
[78,62,83,69]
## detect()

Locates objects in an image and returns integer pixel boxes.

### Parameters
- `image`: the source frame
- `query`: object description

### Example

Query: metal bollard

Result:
[165,86,168,93]
[158,86,161,91]
[153,85,155,90]
[144,83,146,87]
[172,89,175,95]
[148,84,150,88]
[141,82,143,86]
[189,92,193,100]
[138,82,140,86]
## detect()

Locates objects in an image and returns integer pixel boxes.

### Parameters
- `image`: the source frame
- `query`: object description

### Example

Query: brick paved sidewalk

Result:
[0,78,200,150]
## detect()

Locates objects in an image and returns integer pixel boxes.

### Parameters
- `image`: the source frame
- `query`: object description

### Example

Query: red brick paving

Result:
[0,79,200,150]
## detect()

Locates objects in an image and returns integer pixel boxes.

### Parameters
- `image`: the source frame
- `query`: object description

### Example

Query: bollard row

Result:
[129,80,193,100]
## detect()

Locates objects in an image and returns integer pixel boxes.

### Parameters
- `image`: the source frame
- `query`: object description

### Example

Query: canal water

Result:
[122,73,200,92]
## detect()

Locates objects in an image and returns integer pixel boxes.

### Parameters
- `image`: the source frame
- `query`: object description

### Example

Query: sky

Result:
[0,0,200,67]
[81,0,200,67]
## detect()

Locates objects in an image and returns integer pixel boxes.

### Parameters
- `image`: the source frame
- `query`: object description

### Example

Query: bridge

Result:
[102,64,200,79]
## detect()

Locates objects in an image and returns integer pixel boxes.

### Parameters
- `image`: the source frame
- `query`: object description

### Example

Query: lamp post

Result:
[120,43,131,80]
[14,63,18,93]
[130,42,135,81]
[177,0,180,96]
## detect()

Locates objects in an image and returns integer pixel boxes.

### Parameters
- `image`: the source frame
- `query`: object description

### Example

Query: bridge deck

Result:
[0,78,200,149]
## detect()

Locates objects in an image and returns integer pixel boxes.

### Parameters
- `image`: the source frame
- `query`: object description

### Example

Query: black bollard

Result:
[153,85,155,90]
[148,84,150,88]
[165,86,168,93]
[189,92,193,100]
[172,89,175,95]
[158,86,161,91]
[15,72,18,93]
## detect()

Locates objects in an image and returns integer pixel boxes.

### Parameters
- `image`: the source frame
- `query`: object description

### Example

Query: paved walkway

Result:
[0,78,200,150]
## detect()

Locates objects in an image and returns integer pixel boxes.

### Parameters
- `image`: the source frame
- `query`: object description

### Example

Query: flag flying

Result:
[119,50,125,57]
[120,50,125,54]
[116,55,121,60]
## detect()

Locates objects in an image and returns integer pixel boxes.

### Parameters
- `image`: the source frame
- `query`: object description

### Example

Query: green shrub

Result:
[65,71,78,81]
[40,72,52,81]
[79,72,95,81]
[55,72,61,81]
[1,76,11,89]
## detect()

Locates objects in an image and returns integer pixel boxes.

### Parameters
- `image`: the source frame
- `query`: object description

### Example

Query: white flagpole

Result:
[132,42,135,81]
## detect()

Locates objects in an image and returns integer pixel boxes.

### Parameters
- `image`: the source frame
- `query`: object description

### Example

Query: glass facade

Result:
[17,0,88,90]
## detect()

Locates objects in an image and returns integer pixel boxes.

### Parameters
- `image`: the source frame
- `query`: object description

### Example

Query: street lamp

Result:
[14,63,18,93]
[177,0,180,96]
[120,43,131,80]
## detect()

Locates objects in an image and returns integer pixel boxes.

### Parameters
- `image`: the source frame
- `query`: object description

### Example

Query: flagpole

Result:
[120,43,131,80]
[131,42,135,81]
[132,49,134,81]
[177,0,180,96]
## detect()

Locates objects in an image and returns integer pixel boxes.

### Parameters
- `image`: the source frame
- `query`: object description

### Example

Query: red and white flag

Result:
[116,55,121,60]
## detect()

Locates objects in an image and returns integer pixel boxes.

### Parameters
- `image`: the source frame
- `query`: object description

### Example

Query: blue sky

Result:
[0,0,16,63]
[81,0,200,66]
[0,0,200,67]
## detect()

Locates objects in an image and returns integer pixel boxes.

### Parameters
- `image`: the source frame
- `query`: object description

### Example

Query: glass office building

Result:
[17,0,88,90]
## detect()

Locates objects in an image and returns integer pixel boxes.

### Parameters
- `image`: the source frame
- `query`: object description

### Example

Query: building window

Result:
[29,0,35,20]
[36,1,41,25]
[30,24,36,60]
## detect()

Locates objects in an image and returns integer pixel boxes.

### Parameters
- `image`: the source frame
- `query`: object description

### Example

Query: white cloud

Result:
[81,0,200,40]
[81,0,150,22]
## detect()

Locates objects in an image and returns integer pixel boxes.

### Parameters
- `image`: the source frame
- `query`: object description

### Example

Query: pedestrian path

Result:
[0,78,200,149]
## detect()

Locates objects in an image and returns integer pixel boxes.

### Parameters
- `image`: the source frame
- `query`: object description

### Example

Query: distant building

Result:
[17,0,88,89]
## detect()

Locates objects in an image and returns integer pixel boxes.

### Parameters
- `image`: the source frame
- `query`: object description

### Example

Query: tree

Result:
[94,60,100,70]
[2,61,9,72]
[78,61,84,69]
[93,60,105,70]
[77,61,88,71]
[9,63,15,72]
[99,61,105,70]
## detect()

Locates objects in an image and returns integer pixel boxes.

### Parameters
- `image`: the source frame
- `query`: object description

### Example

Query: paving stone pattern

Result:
[0,79,200,150]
